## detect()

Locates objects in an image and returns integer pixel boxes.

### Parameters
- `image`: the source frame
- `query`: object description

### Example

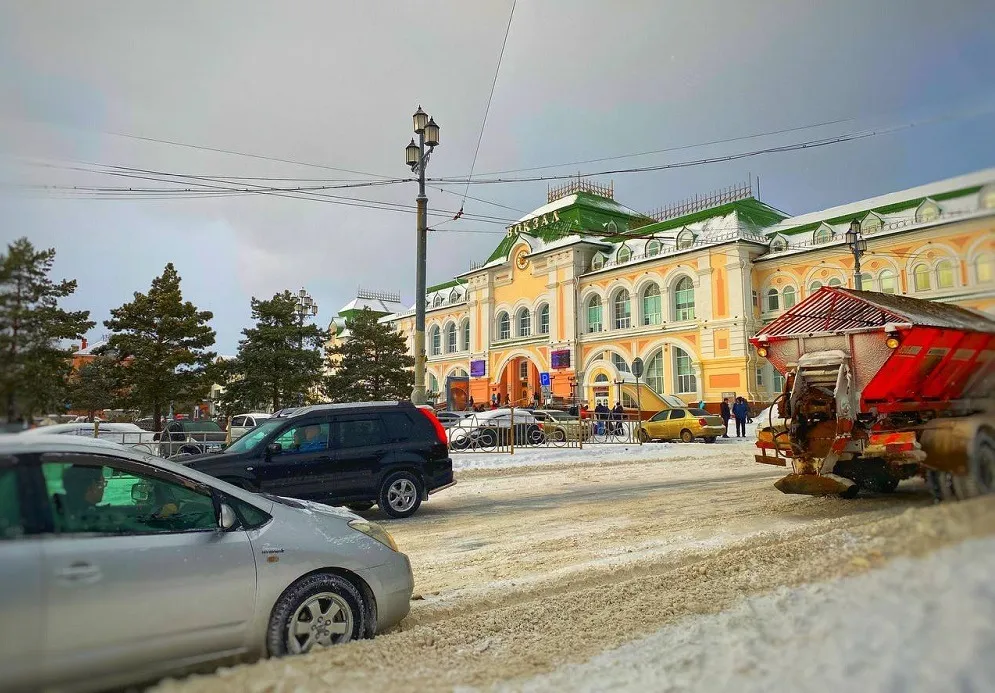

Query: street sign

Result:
[631,357,644,378]
[539,371,551,387]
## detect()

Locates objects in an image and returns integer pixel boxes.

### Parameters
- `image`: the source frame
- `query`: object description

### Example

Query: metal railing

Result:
[447,408,645,454]
[59,426,227,459]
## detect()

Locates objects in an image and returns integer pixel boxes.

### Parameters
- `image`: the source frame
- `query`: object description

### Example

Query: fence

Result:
[446,408,645,454]
[56,426,227,459]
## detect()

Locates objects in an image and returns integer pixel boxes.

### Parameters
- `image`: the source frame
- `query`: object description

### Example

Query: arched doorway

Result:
[495,356,542,407]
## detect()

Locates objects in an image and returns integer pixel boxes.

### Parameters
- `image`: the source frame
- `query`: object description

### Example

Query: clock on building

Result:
[515,248,529,270]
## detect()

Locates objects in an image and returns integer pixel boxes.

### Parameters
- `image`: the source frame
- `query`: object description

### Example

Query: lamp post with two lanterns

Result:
[845,219,869,290]
[404,106,441,405]
[293,288,318,405]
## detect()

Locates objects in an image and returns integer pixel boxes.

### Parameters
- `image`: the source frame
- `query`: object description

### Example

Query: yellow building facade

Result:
[385,171,995,413]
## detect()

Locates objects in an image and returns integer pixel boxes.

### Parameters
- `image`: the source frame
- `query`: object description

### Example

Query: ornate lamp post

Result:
[846,219,868,290]
[292,288,318,405]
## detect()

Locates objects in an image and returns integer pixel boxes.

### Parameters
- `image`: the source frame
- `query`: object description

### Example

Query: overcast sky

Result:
[2,0,994,354]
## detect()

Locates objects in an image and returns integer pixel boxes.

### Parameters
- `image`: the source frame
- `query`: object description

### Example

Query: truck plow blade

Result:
[774,473,857,497]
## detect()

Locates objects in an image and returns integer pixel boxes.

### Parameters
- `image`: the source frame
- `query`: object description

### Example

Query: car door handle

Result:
[55,562,102,584]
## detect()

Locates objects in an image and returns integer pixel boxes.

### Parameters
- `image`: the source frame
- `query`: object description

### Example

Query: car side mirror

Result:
[266,442,282,456]
[218,503,237,530]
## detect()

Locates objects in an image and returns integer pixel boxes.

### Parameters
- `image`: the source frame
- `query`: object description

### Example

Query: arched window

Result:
[673,277,695,321]
[783,286,797,309]
[677,229,695,250]
[517,307,531,337]
[861,213,883,235]
[617,246,632,264]
[673,347,697,394]
[461,319,470,351]
[594,373,609,385]
[433,294,443,307]
[913,263,932,292]
[612,353,630,373]
[641,283,661,326]
[497,312,511,340]
[879,269,898,294]
[586,295,603,333]
[538,303,550,334]
[613,289,631,329]
[766,288,780,312]
[445,323,457,353]
[770,236,788,253]
[429,326,441,356]
[809,280,823,294]
[646,350,665,396]
[980,185,995,210]
[450,367,468,378]
[450,289,460,303]
[591,254,606,271]
[936,260,956,289]
[915,199,940,223]
[813,225,833,245]
[645,239,662,257]
[858,273,873,291]
[828,277,843,288]
[976,253,994,284]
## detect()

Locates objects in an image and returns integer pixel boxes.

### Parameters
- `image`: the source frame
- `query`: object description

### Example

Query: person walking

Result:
[720,398,731,438]
[733,397,749,438]
[611,401,625,436]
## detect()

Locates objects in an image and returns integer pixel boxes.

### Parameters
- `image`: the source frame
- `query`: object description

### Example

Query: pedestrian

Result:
[720,397,731,438]
[733,397,749,438]
[468,396,474,411]
[533,390,541,408]
[698,398,706,410]
[611,401,625,435]
[503,394,510,407]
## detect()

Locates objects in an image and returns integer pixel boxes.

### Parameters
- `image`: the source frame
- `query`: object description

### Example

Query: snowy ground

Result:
[501,536,995,693]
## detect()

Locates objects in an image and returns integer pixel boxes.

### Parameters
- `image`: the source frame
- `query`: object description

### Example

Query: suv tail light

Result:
[698,417,708,426]
[418,407,449,447]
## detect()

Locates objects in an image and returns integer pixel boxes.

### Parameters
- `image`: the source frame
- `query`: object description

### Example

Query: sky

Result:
[1,0,994,354]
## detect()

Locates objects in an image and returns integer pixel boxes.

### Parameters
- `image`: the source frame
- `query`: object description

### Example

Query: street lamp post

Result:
[404,106,441,405]
[293,288,318,405]
[845,219,868,290]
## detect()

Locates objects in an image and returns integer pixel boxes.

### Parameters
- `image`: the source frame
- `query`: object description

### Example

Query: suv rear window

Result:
[381,411,416,442]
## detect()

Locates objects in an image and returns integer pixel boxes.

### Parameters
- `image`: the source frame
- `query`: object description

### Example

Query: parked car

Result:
[0,434,413,693]
[229,413,272,441]
[21,422,157,450]
[638,408,725,443]
[178,402,454,519]
[156,420,228,457]
[530,409,591,442]
[434,411,471,429]
[448,408,545,449]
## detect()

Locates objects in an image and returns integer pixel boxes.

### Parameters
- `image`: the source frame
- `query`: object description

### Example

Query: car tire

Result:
[704,436,717,444]
[638,428,651,443]
[680,429,694,443]
[346,502,375,512]
[378,471,423,519]
[267,572,366,657]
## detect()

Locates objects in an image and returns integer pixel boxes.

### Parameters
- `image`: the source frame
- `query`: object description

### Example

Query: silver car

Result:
[0,434,413,693]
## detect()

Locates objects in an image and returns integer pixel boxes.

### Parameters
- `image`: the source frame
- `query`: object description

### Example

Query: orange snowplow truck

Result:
[751,287,995,500]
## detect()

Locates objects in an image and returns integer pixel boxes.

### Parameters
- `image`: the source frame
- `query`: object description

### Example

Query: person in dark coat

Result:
[732,397,750,438]
[720,398,731,438]
[611,402,625,435]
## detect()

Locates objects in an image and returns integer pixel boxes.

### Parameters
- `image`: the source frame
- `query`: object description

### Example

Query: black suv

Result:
[179,401,454,518]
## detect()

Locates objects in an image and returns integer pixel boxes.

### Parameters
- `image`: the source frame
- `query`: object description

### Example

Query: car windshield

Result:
[224,419,284,453]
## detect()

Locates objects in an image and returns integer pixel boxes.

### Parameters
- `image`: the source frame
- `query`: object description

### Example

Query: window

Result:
[645,239,662,257]
[332,417,385,449]
[642,284,662,325]
[783,286,797,309]
[936,260,956,289]
[622,392,638,408]
[433,295,443,307]
[669,409,687,420]
[770,236,788,252]
[674,277,695,321]
[673,347,696,394]
[538,304,550,334]
[766,288,780,312]
[813,225,833,244]
[230,416,245,428]
[613,290,632,329]
[617,246,631,264]
[594,373,609,384]
[519,360,530,380]
[981,185,995,210]
[430,326,441,356]
[273,422,330,454]
[586,296,603,332]
[828,277,843,288]
[445,323,457,353]
[591,254,606,271]
[862,213,883,235]
[756,367,764,388]
[649,410,669,422]
[879,269,898,294]
[612,353,630,373]
[497,312,511,340]
[0,464,23,539]
[427,373,439,395]
[42,456,217,535]
[858,273,873,290]
[916,199,940,223]
[517,308,531,337]
[809,280,823,294]
[646,350,665,396]
[677,229,695,250]
[450,289,461,303]
[461,320,471,351]
[977,254,994,284]
[381,412,417,443]
[913,263,932,291]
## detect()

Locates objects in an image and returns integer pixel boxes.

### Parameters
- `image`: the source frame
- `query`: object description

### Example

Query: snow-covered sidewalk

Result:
[501,535,995,693]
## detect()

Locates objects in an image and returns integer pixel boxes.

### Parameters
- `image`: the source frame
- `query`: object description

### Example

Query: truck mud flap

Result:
[755,454,786,467]
[774,473,857,497]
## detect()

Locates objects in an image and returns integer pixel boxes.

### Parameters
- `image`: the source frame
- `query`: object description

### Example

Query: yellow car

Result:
[637,407,725,443]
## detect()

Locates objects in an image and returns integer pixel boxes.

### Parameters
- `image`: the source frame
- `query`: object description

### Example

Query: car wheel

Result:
[704,436,717,444]
[267,572,366,656]
[680,429,694,443]
[638,428,650,443]
[346,502,375,512]
[378,471,423,519]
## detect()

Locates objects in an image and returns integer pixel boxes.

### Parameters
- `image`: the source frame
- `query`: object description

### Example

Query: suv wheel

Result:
[378,471,423,519]
[267,573,366,656]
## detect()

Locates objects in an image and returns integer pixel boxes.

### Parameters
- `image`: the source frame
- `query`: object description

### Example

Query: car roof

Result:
[235,412,271,418]
[20,422,143,435]
[288,401,416,417]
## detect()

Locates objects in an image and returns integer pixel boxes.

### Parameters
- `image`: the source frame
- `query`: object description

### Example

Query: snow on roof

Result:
[74,339,108,355]
[338,296,408,315]
[515,193,642,223]
[767,168,995,235]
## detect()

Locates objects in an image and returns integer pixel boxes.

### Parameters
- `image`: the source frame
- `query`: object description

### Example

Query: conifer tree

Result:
[324,308,413,402]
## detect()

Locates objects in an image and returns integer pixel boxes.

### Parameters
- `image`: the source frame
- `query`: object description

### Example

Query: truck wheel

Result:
[680,429,694,444]
[378,471,423,519]
[951,475,982,501]
[267,572,366,656]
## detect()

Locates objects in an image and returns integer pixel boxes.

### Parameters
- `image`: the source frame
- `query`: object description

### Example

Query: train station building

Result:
[382,169,995,411]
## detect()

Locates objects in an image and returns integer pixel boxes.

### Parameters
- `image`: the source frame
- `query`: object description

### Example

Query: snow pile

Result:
[501,535,995,693]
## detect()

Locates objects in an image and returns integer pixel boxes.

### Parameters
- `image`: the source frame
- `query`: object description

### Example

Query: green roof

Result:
[426,278,463,293]
[614,198,785,241]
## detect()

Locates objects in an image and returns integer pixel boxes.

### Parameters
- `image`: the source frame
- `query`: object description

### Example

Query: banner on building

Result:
[470,359,486,377]
[551,349,571,369]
